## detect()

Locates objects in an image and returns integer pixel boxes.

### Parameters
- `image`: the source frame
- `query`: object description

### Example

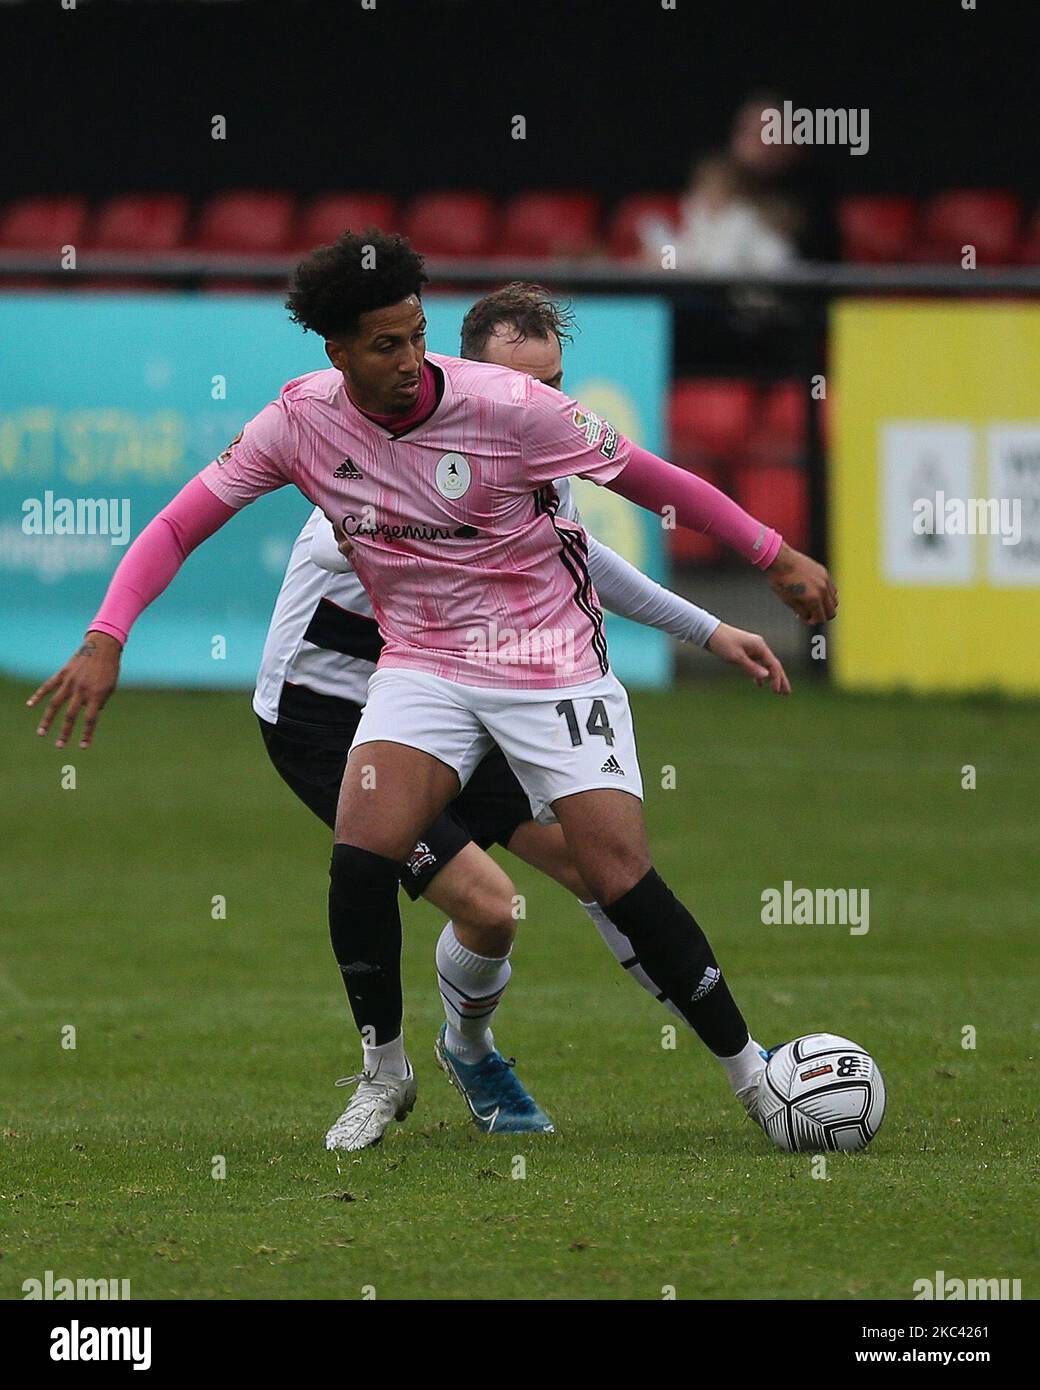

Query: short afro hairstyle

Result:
[460,282,575,361]
[286,228,428,339]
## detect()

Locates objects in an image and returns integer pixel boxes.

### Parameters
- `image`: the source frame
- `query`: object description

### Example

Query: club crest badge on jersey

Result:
[435,452,471,499]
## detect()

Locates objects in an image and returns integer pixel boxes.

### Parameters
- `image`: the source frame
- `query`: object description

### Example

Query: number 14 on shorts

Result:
[555,698,616,747]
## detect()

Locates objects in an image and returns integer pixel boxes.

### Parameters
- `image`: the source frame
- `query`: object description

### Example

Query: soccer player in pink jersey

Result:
[260,281,798,1144]
[30,232,837,1151]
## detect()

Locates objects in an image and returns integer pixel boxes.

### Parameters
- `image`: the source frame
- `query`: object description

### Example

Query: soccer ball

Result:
[757,1033,886,1153]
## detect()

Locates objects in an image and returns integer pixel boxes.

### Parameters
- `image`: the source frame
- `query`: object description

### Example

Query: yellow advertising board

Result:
[831,300,1040,694]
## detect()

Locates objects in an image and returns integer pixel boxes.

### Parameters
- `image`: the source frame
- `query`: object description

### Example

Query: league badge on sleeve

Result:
[217,429,243,465]
[571,408,618,459]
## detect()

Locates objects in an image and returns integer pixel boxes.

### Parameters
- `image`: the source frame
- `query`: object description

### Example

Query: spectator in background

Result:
[726,90,838,261]
[641,90,838,271]
[643,153,796,272]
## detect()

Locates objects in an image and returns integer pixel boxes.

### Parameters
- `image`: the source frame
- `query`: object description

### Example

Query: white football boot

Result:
[737,1075,764,1124]
[737,1043,783,1126]
[324,1062,417,1152]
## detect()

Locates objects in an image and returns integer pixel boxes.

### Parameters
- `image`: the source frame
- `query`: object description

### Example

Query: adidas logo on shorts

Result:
[334,458,363,479]
[600,755,626,776]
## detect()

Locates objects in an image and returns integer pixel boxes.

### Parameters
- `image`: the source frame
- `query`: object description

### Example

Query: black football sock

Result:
[602,868,750,1057]
[328,843,403,1046]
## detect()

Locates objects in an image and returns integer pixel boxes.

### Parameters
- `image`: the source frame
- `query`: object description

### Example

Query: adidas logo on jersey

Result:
[334,458,363,479]
[600,755,626,776]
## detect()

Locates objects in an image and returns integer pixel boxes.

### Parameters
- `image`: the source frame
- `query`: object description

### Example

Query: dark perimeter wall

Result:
[2,0,1037,202]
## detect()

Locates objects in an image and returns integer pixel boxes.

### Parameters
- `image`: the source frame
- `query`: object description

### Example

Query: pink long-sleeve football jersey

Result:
[199,352,631,688]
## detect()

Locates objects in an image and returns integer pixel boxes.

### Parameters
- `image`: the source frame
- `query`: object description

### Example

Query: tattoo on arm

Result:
[76,640,97,658]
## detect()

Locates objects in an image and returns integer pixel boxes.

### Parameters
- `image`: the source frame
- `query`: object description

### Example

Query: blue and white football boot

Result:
[434,1024,555,1135]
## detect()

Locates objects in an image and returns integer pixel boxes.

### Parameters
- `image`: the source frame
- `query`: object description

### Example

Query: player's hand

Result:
[706,623,791,694]
[765,542,837,624]
[26,630,123,749]
[333,522,354,561]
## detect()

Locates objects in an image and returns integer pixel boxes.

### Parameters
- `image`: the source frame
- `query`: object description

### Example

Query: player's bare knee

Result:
[582,844,653,908]
[452,891,517,957]
[424,844,518,955]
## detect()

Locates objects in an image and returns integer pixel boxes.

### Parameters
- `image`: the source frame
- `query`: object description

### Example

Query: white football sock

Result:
[436,921,511,1063]
[363,1032,410,1081]
[718,1036,765,1094]
[580,899,685,1021]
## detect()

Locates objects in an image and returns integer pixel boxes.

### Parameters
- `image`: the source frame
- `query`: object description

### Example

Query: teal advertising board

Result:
[0,293,670,688]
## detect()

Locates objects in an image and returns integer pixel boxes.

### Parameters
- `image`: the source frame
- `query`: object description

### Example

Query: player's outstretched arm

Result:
[604,446,838,624]
[29,392,294,748]
[584,536,788,693]
[585,534,721,645]
[27,476,238,748]
[522,381,835,624]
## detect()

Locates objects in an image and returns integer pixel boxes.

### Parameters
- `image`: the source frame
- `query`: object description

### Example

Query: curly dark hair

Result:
[460,282,576,360]
[285,228,428,339]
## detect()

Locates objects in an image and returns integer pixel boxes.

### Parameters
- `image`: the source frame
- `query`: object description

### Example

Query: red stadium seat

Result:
[405,191,499,258]
[0,196,88,250]
[917,189,1022,265]
[607,193,681,260]
[837,195,916,263]
[299,193,400,247]
[669,379,758,464]
[733,463,809,552]
[498,191,601,258]
[194,190,297,253]
[89,194,189,252]
[748,380,807,464]
[1017,205,1040,263]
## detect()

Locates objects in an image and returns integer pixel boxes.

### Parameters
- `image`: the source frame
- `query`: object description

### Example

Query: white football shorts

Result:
[351,667,644,823]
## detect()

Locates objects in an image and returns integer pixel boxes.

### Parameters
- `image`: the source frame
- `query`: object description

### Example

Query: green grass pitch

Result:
[2,675,1037,1300]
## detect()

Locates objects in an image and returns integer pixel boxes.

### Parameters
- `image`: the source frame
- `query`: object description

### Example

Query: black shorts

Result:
[257,685,534,900]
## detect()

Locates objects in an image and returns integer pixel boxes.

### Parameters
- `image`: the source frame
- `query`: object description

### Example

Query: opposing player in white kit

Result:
[30,233,837,1152]
[255,282,792,1144]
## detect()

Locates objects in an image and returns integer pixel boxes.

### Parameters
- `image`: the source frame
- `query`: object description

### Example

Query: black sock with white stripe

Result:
[601,868,750,1057]
[436,922,511,1064]
[580,900,685,1020]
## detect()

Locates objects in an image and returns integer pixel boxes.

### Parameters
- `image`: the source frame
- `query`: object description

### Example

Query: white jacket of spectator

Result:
[641,195,795,273]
